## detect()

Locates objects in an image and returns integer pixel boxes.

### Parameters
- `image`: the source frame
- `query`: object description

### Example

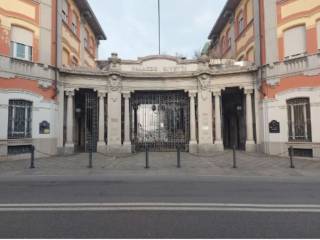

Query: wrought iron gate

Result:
[84,90,98,152]
[131,91,190,152]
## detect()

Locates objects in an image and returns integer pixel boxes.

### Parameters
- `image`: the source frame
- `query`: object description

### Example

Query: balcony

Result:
[0,55,55,82]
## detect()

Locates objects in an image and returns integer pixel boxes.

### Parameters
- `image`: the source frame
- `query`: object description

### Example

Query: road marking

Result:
[0,203,320,212]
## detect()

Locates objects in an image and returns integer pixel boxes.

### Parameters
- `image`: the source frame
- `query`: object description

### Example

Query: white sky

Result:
[88,0,227,60]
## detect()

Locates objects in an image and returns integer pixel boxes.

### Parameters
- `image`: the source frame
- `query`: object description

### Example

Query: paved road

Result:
[1,175,320,238]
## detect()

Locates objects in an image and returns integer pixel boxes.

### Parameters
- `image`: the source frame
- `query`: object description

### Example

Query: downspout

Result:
[54,0,59,98]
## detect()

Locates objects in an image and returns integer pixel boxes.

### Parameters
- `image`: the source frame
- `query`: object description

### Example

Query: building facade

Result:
[0,0,319,160]
[0,0,106,159]
[207,0,320,158]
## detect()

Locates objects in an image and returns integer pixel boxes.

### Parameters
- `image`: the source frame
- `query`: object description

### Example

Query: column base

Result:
[189,141,198,154]
[64,143,74,154]
[107,144,132,154]
[97,141,107,153]
[246,140,256,152]
[214,140,224,151]
[197,143,216,154]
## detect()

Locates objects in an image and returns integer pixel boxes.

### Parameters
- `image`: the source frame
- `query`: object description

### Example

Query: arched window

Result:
[226,29,231,48]
[283,25,306,57]
[220,36,225,54]
[71,11,78,35]
[287,98,311,141]
[237,11,245,35]
[84,29,89,49]
[90,36,95,55]
[8,100,32,139]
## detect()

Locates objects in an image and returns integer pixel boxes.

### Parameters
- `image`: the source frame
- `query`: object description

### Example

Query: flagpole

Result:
[158,0,161,55]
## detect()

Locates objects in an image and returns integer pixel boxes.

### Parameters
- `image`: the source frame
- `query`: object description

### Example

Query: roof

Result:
[74,0,107,40]
[208,0,240,40]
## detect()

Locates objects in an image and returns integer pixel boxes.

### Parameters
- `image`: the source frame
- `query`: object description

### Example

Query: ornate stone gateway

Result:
[130,91,190,152]
[61,55,257,154]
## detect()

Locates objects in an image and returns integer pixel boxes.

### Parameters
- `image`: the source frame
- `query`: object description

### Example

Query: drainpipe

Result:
[53,0,60,99]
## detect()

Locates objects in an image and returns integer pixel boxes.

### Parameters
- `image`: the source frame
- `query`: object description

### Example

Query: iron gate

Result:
[84,90,98,152]
[130,91,190,152]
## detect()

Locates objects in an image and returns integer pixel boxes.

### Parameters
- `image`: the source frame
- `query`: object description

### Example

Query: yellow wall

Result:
[0,0,36,20]
[281,0,320,19]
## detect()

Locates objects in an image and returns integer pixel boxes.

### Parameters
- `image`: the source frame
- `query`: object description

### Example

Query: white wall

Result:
[0,90,58,139]
[262,87,320,155]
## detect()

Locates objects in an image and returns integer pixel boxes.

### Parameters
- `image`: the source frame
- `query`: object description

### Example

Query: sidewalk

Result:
[0,150,320,178]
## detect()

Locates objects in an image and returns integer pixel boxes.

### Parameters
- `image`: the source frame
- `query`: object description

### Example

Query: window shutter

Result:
[284,26,306,57]
[11,26,33,46]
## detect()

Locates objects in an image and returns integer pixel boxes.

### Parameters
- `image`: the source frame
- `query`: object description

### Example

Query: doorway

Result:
[74,89,98,152]
[130,91,190,152]
[221,87,246,150]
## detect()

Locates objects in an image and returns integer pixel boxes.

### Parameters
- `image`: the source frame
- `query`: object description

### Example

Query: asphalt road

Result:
[0,175,320,238]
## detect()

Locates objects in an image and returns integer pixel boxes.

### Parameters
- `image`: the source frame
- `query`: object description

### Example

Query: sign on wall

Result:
[269,120,280,133]
[39,121,50,134]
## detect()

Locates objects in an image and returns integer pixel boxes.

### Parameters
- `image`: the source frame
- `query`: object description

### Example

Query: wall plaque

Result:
[39,121,50,134]
[269,120,280,133]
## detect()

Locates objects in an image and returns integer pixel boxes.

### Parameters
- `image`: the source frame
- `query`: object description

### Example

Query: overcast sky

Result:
[88,0,226,60]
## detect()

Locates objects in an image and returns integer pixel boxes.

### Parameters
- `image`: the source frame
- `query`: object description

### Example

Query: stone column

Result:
[123,92,131,147]
[213,90,224,151]
[189,91,197,153]
[97,91,106,150]
[65,89,75,152]
[245,88,255,152]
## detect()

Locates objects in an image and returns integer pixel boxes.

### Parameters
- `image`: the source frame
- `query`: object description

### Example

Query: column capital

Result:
[122,92,131,99]
[65,88,75,97]
[188,90,197,98]
[244,88,254,95]
[98,90,107,98]
[212,89,222,96]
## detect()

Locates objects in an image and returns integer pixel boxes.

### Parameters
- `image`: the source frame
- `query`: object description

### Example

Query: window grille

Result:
[8,100,32,139]
[287,98,311,141]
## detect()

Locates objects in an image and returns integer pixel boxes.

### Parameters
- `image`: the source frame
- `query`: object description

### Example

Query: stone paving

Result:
[1,150,320,178]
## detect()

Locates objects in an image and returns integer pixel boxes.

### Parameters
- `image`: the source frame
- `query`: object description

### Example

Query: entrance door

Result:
[75,89,98,152]
[131,91,190,152]
[221,88,246,150]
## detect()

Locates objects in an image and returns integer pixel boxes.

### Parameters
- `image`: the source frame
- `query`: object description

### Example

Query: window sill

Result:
[283,52,308,62]
[10,57,34,65]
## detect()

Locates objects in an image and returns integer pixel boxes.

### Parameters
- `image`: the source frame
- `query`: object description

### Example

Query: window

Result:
[237,12,245,35]
[84,30,89,49]
[287,98,311,141]
[8,100,32,139]
[11,26,33,61]
[71,12,78,34]
[317,20,320,50]
[220,36,225,53]
[284,25,306,57]
[226,30,231,48]
[90,37,95,55]
[62,0,69,23]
